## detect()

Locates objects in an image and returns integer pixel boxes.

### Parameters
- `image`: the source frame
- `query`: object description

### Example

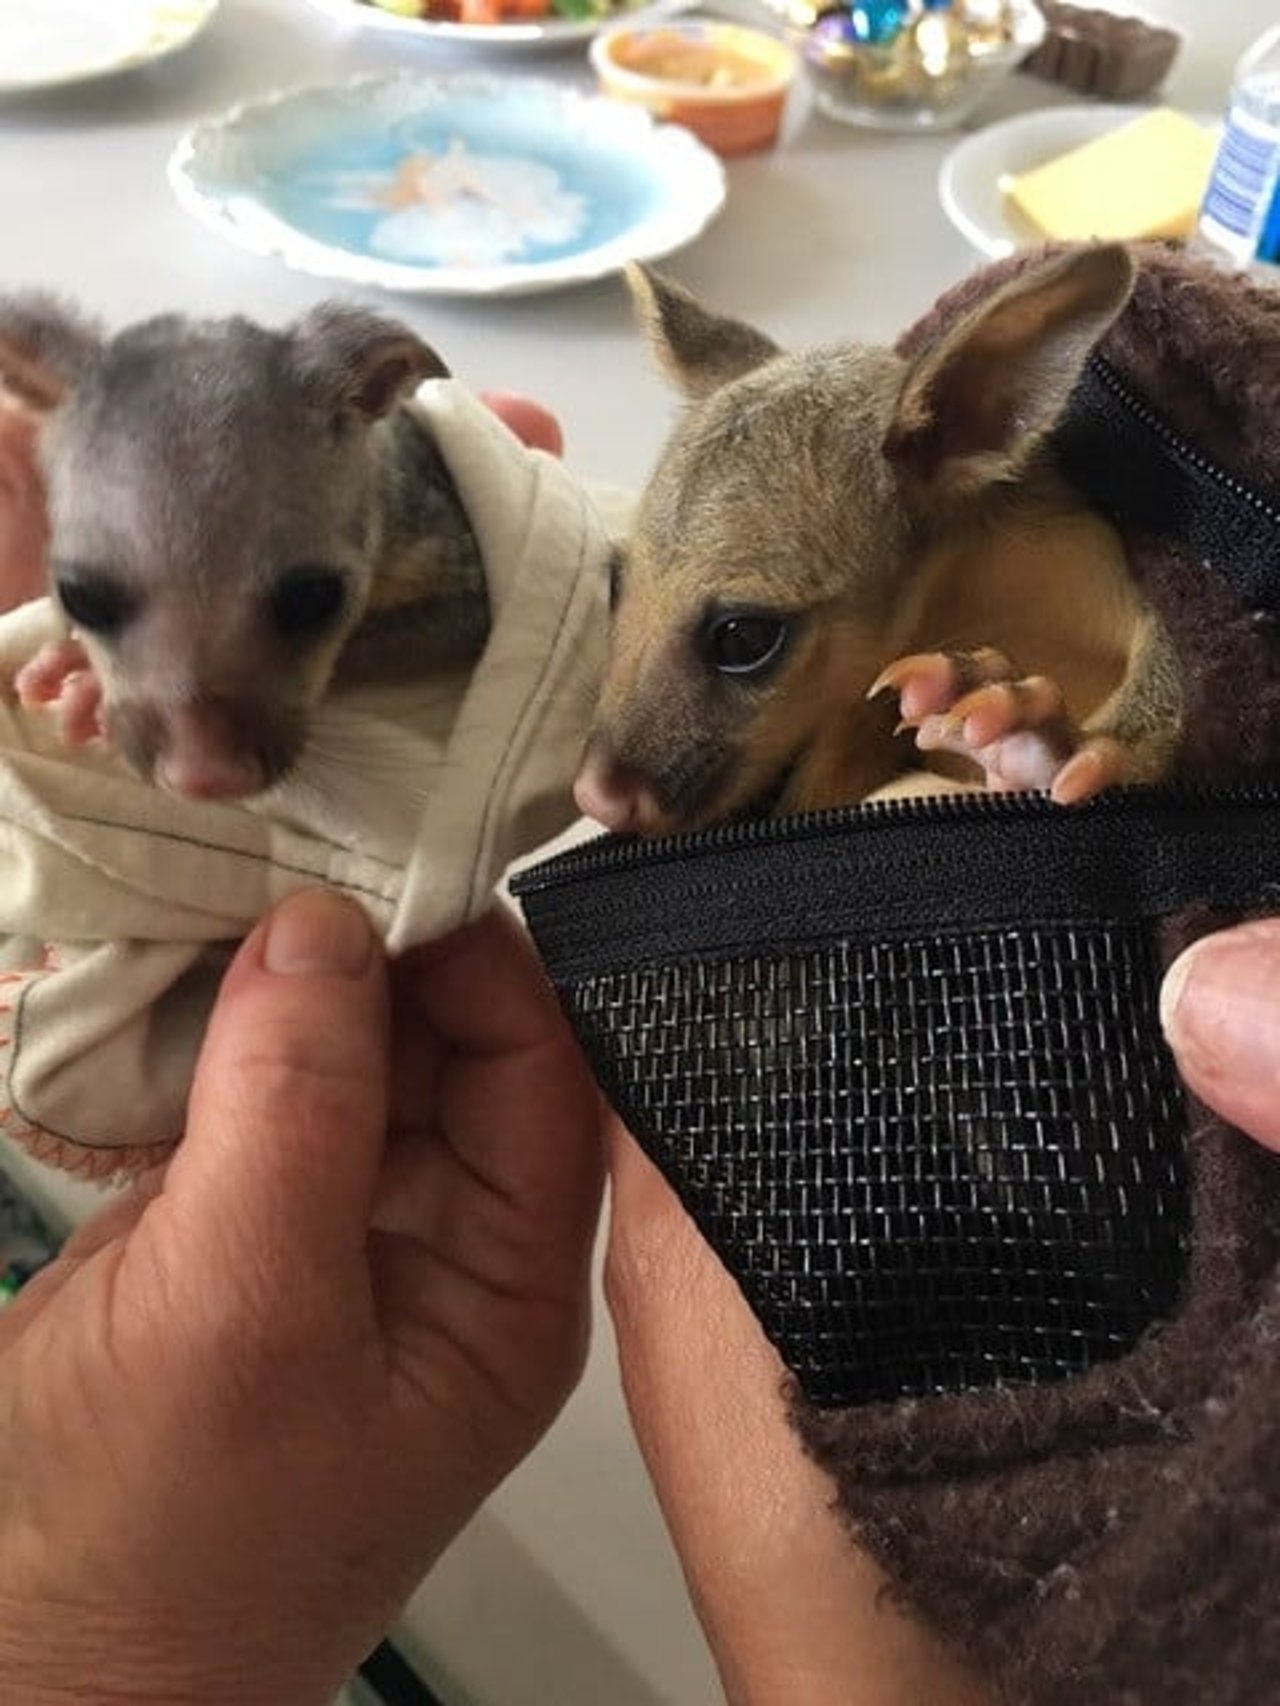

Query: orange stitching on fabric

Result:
[16,1125,173,1179]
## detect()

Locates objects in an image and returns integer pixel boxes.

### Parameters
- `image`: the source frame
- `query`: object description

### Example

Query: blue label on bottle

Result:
[1200,106,1280,257]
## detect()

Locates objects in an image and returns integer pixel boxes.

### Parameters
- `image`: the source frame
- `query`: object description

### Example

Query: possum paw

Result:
[13,639,104,744]
[869,647,1127,804]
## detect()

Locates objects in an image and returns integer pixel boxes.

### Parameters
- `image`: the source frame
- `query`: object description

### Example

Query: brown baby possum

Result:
[575,243,1185,835]
[0,296,487,799]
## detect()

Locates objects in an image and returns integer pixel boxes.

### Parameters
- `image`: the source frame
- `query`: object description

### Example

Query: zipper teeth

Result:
[1090,353,1280,528]
[515,781,1280,888]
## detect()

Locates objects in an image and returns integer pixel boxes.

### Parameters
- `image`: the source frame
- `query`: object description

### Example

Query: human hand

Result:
[603,1123,996,1706]
[0,399,48,608]
[0,889,603,1706]
[1161,919,1280,1149]
[479,389,564,459]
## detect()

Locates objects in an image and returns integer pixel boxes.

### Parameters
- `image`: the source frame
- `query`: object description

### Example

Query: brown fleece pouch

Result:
[513,788,1280,1705]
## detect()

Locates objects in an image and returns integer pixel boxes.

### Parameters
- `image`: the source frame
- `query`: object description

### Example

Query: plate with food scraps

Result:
[302,0,694,51]
[0,0,219,95]
[168,72,727,296]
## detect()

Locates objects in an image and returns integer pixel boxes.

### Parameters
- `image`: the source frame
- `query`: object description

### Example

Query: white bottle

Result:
[1194,24,1280,272]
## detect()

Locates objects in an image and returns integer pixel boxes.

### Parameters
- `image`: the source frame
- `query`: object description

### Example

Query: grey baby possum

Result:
[0,296,488,799]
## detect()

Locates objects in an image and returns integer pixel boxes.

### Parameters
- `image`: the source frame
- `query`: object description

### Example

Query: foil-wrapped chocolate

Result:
[802,0,1022,118]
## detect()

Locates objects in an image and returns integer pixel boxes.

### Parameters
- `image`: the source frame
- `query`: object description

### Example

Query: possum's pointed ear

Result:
[0,294,104,411]
[883,243,1136,498]
[627,263,780,399]
[289,302,450,422]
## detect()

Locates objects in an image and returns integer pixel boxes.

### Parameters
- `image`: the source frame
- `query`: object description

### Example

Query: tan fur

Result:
[576,245,1183,835]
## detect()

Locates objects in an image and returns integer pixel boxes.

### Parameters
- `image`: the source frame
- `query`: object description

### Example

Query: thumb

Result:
[164,889,391,1277]
[1160,919,1280,1150]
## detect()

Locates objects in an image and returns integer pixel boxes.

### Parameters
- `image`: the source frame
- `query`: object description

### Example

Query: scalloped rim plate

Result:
[0,0,219,95]
[168,73,727,296]
[302,0,694,51]
[938,103,1218,258]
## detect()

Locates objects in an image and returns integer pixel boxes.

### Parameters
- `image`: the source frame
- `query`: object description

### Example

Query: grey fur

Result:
[0,296,488,798]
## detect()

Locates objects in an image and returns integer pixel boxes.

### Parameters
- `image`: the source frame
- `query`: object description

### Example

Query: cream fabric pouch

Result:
[0,380,615,1172]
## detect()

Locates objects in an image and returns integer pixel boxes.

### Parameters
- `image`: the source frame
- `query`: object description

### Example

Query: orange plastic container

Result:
[591,20,798,156]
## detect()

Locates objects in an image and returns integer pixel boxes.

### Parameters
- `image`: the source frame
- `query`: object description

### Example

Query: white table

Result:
[1,2,1273,1700]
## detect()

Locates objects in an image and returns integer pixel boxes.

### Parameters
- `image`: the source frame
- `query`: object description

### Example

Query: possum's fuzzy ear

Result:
[0,293,105,411]
[288,302,450,422]
[883,242,1136,499]
[627,263,780,399]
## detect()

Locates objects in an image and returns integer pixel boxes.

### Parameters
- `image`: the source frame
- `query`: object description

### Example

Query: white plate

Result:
[302,0,692,51]
[0,0,218,95]
[939,103,1216,258]
[168,73,727,296]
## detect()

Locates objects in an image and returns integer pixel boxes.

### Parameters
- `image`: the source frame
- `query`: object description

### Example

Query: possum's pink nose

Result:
[145,702,270,801]
[156,752,265,800]
[574,743,664,835]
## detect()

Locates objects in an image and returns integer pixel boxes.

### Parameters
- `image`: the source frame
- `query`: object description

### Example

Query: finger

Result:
[604,1124,991,1704]
[58,1165,166,1259]
[0,1166,167,1349]
[604,1121,773,1432]
[164,889,391,1277]
[0,401,49,610]
[1160,921,1280,1149]
[479,391,564,458]
[386,907,603,1268]
[391,905,580,1075]
[604,1120,803,1518]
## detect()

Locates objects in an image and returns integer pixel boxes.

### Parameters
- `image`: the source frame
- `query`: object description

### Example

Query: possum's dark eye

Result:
[54,570,136,636]
[702,609,790,679]
[270,567,347,637]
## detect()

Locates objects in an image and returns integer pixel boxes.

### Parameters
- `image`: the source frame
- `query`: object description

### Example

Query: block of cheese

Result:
[1002,108,1217,242]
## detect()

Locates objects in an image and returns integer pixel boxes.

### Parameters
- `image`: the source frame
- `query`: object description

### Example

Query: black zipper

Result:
[1051,350,1280,615]
[513,780,1280,889]
[513,783,1280,981]
[1085,353,1280,531]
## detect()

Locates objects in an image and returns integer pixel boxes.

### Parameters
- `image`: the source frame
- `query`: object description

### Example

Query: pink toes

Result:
[1049,738,1130,806]
[12,639,104,743]
[870,647,1121,802]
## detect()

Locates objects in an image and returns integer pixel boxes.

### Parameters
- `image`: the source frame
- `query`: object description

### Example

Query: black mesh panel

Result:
[561,921,1187,1409]
[514,790,1280,1410]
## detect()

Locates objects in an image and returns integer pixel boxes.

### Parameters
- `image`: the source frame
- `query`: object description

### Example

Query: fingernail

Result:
[1159,932,1280,1083]
[262,890,374,978]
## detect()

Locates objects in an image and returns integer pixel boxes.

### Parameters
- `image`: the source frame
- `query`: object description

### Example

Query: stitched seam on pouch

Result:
[0,972,51,1149]
[5,973,177,1152]
[26,809,400,908]
[10,974,81,1147]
